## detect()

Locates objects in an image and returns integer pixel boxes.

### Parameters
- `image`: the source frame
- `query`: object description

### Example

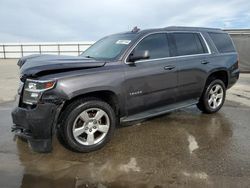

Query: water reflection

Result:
[16,107,233,187]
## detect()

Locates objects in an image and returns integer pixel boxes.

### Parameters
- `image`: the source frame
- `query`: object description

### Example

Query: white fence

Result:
[0,42,94,59]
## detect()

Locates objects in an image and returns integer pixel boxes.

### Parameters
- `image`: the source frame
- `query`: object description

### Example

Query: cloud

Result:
[0,0,249,42]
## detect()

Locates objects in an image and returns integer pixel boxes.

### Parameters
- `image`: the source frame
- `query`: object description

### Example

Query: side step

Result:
[120,99,198,123]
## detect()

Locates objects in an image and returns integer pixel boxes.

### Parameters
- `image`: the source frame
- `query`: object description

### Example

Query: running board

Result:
[120,99,198,123]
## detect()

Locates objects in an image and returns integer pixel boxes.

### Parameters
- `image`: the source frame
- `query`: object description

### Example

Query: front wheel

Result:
[197,79,226,114]
[59,98,116,152]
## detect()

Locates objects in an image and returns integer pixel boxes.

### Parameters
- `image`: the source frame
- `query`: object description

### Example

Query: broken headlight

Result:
[22,79,56,105]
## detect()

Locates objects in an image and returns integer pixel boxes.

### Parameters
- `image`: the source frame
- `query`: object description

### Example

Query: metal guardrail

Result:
[0,42,94,59]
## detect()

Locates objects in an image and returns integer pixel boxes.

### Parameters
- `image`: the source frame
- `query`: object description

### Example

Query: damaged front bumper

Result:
[11,102,62,153]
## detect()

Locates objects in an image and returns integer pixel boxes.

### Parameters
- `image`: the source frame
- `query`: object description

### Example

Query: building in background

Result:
[226,29,250,73]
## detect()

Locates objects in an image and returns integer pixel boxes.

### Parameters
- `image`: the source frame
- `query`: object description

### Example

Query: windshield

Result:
[81,33,137,60]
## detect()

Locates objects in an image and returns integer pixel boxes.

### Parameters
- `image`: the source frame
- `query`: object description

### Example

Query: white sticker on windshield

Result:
[116,40,131,45]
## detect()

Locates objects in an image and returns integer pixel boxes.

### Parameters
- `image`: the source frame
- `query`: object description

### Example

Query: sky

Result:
[0,0,250,42]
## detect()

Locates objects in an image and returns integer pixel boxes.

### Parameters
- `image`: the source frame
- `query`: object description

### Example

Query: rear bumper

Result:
[11,103,60,153]
[228,68,240,89]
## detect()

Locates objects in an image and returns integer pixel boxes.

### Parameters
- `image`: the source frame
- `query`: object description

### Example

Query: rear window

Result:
[171,33,208,56]
[209,32,235,53]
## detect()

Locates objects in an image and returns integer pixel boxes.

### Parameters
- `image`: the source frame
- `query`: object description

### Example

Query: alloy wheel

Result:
[72,108,110,146]
[208,84,224,109]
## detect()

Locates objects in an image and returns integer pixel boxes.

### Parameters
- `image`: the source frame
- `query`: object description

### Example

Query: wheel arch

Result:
[58,90,122,123]
[205,69,229,89]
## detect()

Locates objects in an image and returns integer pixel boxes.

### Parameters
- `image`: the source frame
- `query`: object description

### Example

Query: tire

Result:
[197,79,226,114]
[59,98,116,152]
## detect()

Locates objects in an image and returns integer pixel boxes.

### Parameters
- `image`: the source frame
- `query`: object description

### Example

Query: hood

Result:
[19,54,106,78]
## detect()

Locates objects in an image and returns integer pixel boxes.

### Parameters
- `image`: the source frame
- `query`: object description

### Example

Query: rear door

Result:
[168,32,210,102]
[124,33,178,115]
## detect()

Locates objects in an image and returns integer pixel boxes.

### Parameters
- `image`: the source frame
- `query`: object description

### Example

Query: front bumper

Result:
[11,102,60,153]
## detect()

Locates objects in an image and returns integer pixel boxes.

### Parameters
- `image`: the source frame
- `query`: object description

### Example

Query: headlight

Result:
[22,79,56,105]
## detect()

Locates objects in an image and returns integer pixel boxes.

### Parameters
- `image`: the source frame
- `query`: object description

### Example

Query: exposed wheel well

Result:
[59,91,120,122]
[206,71,228,88]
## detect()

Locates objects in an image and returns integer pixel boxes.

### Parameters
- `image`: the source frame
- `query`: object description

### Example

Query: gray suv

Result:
[12,26,239,153]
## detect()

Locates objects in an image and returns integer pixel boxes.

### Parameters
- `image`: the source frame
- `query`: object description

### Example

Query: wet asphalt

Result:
[0,100,250,188]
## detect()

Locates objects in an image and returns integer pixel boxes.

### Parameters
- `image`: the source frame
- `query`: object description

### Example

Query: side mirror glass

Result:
[128,50,149,63]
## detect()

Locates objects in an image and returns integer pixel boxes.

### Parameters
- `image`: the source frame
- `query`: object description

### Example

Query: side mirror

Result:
[128,50,149,63]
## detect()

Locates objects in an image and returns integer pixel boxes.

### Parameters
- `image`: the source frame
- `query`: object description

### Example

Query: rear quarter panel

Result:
[204,52,238,88]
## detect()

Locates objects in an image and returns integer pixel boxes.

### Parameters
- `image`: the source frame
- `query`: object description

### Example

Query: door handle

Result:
[164,65,175,70]
[201,60,210,65]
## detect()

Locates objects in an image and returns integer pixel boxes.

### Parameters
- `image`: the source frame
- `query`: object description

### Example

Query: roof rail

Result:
[165,26,221,31]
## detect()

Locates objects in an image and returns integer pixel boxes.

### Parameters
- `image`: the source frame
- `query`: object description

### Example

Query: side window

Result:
[133,33,169,60]
[172,33,208,56]
[208,32,235,53]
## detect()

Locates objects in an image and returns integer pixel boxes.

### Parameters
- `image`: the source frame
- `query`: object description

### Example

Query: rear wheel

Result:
[59,98,116,152]
[197,79,226,114]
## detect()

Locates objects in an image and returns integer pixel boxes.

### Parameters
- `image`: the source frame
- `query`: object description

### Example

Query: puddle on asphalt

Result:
[1,102,250,187]
[119,157,140,173]
[187,134,199,154]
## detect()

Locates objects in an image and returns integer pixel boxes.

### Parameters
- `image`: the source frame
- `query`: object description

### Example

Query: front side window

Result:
[171,33,208,56]
[81,34,137,60]
[133,33,170,60]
